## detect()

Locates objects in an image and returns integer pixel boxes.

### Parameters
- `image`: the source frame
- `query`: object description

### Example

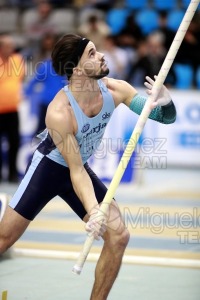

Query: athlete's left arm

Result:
[105,77,176,124]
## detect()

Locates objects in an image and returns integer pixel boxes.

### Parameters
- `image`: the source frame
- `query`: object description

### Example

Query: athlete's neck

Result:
[68,76,101,103]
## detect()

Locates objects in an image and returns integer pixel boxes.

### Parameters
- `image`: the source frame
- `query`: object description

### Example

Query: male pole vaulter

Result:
[0,34,176,299]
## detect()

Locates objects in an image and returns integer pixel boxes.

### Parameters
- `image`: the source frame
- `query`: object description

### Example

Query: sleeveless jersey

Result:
[37,79,115,167]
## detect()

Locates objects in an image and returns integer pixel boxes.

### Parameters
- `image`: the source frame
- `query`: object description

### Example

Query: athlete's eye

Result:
[90,51,95,58]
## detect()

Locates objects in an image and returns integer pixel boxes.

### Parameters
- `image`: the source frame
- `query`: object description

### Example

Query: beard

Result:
[84,59,109,79]
[89,66,109,79]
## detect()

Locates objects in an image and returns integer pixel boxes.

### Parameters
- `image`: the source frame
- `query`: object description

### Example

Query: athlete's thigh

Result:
[9,151,67,220]
[0,206,30,245]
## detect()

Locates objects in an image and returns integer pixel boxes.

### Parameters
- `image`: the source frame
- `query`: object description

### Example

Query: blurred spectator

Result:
[175,12,200,87]
[22,0,56,58]
[158,10,175,51]
[117,14,144,50]
[78,14,110,50]
[0,34,25,182]
[152,11,177,86]
[103,35,129,80]
[127,32,166,86]
[37,32,55,60]
[24,33,66,135]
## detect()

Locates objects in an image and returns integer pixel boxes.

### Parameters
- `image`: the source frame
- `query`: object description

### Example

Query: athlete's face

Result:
[78,41,109,79]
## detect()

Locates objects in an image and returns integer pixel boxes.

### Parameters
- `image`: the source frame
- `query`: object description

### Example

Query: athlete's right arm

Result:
[45,95,99,216]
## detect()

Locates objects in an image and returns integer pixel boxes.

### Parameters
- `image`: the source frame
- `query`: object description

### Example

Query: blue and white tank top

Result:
[37,79,115,167]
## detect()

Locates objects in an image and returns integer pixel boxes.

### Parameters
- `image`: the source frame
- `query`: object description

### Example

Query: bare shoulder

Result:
[46,89,74,135]
[45,90,83,167]
[102,77,126,92]
[102,77,138,107]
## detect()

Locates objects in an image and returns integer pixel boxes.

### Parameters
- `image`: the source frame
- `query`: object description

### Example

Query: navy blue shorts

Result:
[9,150,108,220]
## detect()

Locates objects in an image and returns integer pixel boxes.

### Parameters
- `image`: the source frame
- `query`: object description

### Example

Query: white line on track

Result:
[14,248,200,269]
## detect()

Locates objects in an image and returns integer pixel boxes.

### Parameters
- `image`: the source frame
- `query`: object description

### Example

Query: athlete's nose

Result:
[98,52,104,60]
